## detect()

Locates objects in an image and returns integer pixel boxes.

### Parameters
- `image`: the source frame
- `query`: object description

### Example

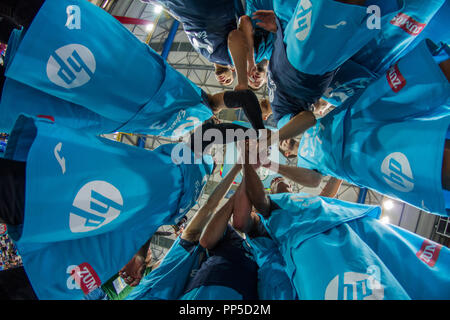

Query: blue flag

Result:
[4,115,212,299]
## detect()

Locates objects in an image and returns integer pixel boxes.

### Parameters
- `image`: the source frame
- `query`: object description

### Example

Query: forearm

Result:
[182,164,240,241]
[319,177,343,198]
[276,163,323,188]
[136,238,152,258]
[243,164,271,217]
[199,197,234,249]
[228,29,250,88]
[278,111,316,141]
[238,15,256,67]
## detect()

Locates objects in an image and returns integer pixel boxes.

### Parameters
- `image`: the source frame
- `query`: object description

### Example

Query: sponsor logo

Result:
[325,270,384,300]
[70,180,123,233]
[390,13,426,36]
[37,115,55,122]
[267,71,276,103]
[65,5,81,30]
[0,224,7,235]
[324,21,347,29]
[416,239,442,267]
[69,263,101,294]
[381,152,414,192]
[386,64,406,93]
[47,44,96,89]
[293,0,313,41]
[188,31,214,54]
[54,142,66,174]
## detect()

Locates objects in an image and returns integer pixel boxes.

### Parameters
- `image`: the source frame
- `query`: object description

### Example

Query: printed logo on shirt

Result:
[299,123,324,158]
[390,13,426,36]
[267,71,276,103]
[65,5,81,30]
[70,180,123,233]
[68,263,101,294]
[325,271,384,300]
[187,31,214,54]
[47,44,96,89]
[293,0,312,41]
[293,0,313,41]
[381,152,414,193]
[416,239,442,267]
[386,64,406,93]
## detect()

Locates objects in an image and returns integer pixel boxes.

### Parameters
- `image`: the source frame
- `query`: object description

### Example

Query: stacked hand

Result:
[119,254,146,287]
[252,10,278,33]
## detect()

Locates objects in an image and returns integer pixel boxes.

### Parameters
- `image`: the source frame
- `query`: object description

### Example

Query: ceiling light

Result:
[154,5,163,13]
[383,199,394,211]
[145,23,154,32]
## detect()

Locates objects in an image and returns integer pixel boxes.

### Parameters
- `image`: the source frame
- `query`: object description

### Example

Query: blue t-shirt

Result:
[182,225,258,300]
[268,18,335,122]
[156,0,239,66]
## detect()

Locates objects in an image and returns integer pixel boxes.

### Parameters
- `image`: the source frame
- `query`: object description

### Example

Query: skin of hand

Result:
[252,10,278,33]
[118,254,146,287]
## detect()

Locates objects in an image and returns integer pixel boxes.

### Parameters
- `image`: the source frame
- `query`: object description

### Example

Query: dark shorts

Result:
[0,158,26,226]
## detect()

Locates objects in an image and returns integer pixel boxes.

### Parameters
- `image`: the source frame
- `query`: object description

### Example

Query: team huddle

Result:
[0,0,448,300]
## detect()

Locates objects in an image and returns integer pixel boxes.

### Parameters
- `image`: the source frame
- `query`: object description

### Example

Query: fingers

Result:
[252,10,275,17]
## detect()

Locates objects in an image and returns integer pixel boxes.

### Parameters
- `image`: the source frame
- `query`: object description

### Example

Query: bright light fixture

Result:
[383,199,394,210]
[154,5,163,13]
[145,23,154,32]
[381,216,390,224]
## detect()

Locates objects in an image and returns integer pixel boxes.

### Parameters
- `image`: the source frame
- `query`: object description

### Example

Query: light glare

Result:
[383,199,394,210]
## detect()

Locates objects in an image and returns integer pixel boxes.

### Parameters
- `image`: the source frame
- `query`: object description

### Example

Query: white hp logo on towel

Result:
[381,152,414,193]
[70,181,123,233]
[47,44,96,89]
[325,271,384,300]
[293,0,313,41]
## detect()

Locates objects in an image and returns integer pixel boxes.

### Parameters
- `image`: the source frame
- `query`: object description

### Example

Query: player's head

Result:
[214,64,234,86]
[279,138,299,158]
[248,60,268,90]
[270,176,292,194]
[259,98,272,120]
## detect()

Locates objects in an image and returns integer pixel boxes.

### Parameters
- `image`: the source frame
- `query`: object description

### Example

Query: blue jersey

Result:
[127,237,206,300]
[282,0,379,75]
[246,0,274,63]
[297,40,450,216]
[268,17,335,123]
[261,192,443,300]
[246,214,297,300]
[157,0,238,66]
[180,225,258,300]
[4,115,212,300]
[3,0,213,138]
[347,217,450,299]
[351,0,446,75]
[322,59,378,108]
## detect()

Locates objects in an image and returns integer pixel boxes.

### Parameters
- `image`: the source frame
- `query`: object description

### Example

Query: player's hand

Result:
[119,254,146,287]
[252,10,277,33]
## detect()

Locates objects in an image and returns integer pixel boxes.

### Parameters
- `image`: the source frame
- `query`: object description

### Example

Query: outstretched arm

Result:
[181,164,241,242]
[319,177,343,198]
[243,163,273,217]
[238,15,256,78]
[199,195,235,250]
[228,28,251,91]
[263,161,323,188]
[278,111,317,141]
